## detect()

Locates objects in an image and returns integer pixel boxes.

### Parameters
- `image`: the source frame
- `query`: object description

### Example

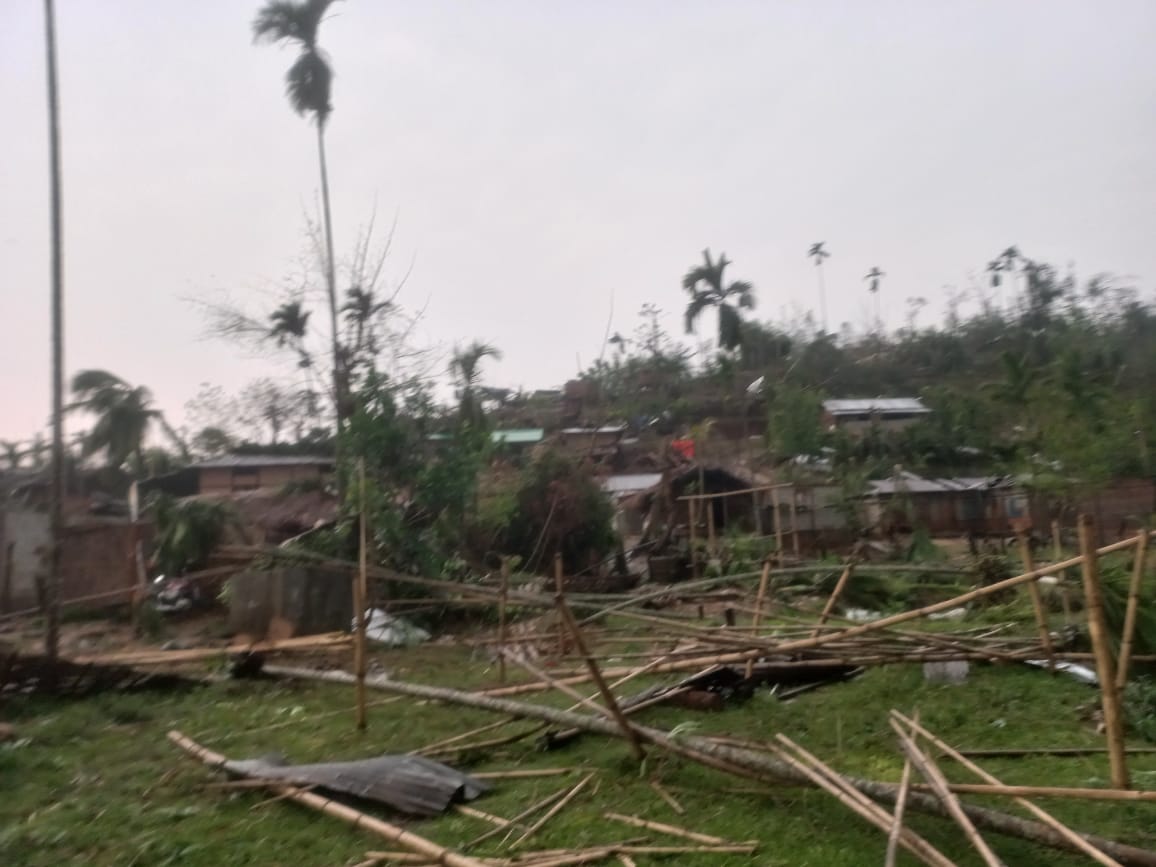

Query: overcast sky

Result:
[2,0,1155,443]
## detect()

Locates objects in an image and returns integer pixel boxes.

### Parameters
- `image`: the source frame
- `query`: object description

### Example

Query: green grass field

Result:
[4,635,1156,867]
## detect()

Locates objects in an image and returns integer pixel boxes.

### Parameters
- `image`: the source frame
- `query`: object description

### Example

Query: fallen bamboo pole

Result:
[1117,530,1150,691]
[554,593,646,762]
[648,779,684,814]
[602,812,748,847]
[1079,514,1130,789]
[75,633,352,666]
[167,731,486,867]
[909,782,1156,803]
[894,711,1122,867]
[770,736,955,867]
[467,784,572,849]
[890,720,1005,867]
[358,676,1156,865]
[954,747,1156,759]
[885,711,917,867]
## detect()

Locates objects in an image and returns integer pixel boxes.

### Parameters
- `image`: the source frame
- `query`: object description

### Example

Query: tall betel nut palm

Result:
[252,0,345,429]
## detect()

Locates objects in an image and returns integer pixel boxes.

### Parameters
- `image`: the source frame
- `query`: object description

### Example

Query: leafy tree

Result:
[68,370,187,476]
[682,249,755,352]
[767,384,824,458]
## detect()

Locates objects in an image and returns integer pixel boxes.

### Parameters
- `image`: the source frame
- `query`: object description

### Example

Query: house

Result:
[862,470,1017,535]
[822,398,930,437]
[555,425,627,460]
[189,455,333,496]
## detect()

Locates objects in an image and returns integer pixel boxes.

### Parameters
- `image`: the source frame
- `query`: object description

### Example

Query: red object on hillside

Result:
[671,439,695,460]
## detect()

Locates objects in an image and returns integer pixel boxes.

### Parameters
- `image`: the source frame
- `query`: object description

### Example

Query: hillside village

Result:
[6,2,1156,866]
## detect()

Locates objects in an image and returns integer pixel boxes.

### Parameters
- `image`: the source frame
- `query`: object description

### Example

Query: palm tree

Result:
[253,1,343,432]
[0,441,24,470]
[807,242,831,333]
[450,341,502,427]
[268,300,313,368]
[68,370,188,476]
[43,0,65,663]
[864,266,884,332]
[682,249,755,353]
[341,285,392,360]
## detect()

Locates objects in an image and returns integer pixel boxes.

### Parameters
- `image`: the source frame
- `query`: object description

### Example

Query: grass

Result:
[4,633,1156,867]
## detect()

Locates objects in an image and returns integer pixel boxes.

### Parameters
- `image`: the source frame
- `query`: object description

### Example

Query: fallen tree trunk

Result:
[284,670,1156,867]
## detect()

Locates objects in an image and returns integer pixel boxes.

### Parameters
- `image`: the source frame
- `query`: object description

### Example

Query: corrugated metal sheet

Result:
[492,428,544,445]
[192,455,333,469]
[602,473,663,495]
[560,425,627,435]
[822,398,930,416]
[867,471,1011,496]
[224,754,490,816]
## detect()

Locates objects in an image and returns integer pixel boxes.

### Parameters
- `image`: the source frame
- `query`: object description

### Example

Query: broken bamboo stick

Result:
[508,772,595,849]
[167,731,486,867]
[601,811,749,847]
[1079,514,1130,789]
[907,782,1156,803]
[1016,530,1055,673]
[744,558,772,679]
[1117,530,1150,691]
[648,779,684,814]
[890,720,1005,867]
[812,559,856,640]
[893,711,1122,867]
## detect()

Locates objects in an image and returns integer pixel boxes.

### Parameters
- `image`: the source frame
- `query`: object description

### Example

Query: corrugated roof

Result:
[867,471,1012,496]
[560,425,627,435]
[602,473,663,495]
[191,455,333,469]
[492,428,544,444]
[823,398,930,416]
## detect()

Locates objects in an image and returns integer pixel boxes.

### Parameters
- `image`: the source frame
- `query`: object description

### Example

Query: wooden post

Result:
[790,488,800,559]
[753,491,763,536]
[744,559,773,679]
[354,459,369,731]
[1078,514,1128,789]
[812,560,856,639]
[554,553,566,657]
[1016,531,1054,672]
[706,495,717,558]
[554,595,646,762]
[773,489,784,556]
[1051,519,1073,623]
[884,711,917,867]
[498,557,510,684]
[1,541,13,616]
[1116,530,1149,691]
[688,497,699,579]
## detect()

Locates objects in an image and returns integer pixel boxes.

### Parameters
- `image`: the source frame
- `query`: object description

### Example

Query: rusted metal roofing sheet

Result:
[224,753,490,816]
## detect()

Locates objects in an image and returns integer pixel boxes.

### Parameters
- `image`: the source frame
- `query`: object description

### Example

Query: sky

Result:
[2,0,1155,443]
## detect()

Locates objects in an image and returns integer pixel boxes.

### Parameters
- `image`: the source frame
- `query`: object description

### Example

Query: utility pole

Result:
[44,0,65,664]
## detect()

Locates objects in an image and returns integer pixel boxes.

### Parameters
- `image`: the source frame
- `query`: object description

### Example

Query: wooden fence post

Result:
[354,459,369,731]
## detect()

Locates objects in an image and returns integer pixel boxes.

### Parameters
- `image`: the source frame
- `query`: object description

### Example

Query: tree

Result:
[864,266,885,332]
[252,0,344,439]
[68,370,187,476]
[682,249,755,352]
[269,300,312,368]
[0,441,24,470]
[807,242,831,333]
[450,341,502,428]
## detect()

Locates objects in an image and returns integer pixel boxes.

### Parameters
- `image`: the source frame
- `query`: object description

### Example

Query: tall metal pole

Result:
[44,0,65,664]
